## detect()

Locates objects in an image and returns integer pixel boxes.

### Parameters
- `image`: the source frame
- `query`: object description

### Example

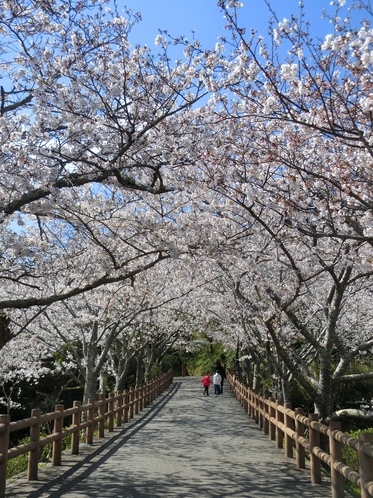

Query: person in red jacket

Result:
[201,373,212,396]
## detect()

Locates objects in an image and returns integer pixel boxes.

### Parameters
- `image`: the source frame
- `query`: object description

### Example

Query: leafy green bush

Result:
[342,427,373,497]
[343,427,373,472]
[182,339,232,376]
[6,434,51,479]
[6,450,28,479]
[6,428,87,480]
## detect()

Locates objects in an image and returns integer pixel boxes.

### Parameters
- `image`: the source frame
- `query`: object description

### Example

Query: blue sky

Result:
[124,0,356,50]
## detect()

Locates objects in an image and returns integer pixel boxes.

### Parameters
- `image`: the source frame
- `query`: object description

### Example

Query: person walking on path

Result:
[201,373,212,396]
[215,360,226,394]
[213,370,222,397]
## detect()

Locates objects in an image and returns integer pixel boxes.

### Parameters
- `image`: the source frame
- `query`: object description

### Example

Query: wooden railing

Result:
[228,372,373,498]
[0,370,173,498]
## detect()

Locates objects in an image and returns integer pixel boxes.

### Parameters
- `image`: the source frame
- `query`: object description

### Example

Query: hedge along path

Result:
[5,376,334,498]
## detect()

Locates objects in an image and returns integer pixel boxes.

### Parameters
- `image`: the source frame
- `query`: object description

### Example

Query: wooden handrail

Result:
[227,372,373,498]
[0,369,173,498]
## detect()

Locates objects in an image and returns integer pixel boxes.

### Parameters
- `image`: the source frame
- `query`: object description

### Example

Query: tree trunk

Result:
[0,312,13,351]
[116,356,132,391]
[98,371,107,396]
[252,361,261,392]
[83,334,98,404]
[83,367,98,405]
[281,375,291,404]
[136,350,144,386]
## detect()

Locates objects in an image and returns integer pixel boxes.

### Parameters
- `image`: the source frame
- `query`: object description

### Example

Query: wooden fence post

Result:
[295,408,305,469]
[151,379,155,401]
[134,387,139,415]
[0,370,172,498]
[309,413,321,484]
[71,401,81,455]
[254,393,259,424]
[276,400,284,450]
[86,398,94,445]
[247,388,251,417]
[149,381,153,403]
[143,384,148,408]
[129,388,134,419]
[264,398,269,435]
[123,390,129,423]
[139,386,144,412]
[116,391,123,427]
[329,420,344,498]
[108,393,114,432]
[52,404,64,466]
[359,432,373,498]
[98,394,105,438]
[284,402,293,458]
[28,409,41,480]
[0,414,10,498]
[269,398,276,441]
[259,397,264,429]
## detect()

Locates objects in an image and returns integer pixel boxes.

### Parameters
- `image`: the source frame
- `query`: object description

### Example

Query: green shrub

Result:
[6,428,86,480]
[342,427,373,497]
[343,427,373,471]
[6,434,51,479]
[6,451,28,479]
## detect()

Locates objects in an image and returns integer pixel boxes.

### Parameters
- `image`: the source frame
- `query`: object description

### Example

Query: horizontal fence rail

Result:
[0,370,173,498]
[227,372,373,498]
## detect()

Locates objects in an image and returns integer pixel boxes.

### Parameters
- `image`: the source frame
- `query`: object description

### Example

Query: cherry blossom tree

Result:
[216,0,373,246]
[35,287,148,404]
[1,0,214,205]
[0,0,226,333]
[0,330,51,414]
[156,0,373,420]
[180,194,373,419]
[9,253,202,403]
[4,0,373,425]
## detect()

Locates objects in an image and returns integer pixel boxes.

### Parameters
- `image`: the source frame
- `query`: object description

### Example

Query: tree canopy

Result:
[1,0,373,421]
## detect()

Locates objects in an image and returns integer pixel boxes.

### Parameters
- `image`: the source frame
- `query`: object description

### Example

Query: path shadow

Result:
[6,382,181,498]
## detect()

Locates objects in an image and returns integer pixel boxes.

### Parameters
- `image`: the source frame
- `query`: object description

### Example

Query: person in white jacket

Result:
[213,371,222,397]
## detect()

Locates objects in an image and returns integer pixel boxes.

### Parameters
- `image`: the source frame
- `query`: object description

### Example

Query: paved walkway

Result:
[5,376,335,497]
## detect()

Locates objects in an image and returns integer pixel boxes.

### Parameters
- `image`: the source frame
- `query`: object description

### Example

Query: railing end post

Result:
[0,415,10,498]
